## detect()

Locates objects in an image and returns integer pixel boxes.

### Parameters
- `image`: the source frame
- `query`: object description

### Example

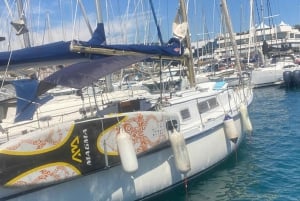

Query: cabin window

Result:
[180,108,191,120]
[197,101,209,114]
[197,98,219,114]
[207,98,219,109]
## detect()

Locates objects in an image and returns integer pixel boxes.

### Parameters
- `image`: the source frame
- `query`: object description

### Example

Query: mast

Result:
[78,0,93,36]
[16,0,31,48]
[149,0,163,45]
[95,0,103,23]
[179,0,195,87]
[247,0,254,64]
[220,0,241,73]
[261,0,265,40]
[95,0,113,92]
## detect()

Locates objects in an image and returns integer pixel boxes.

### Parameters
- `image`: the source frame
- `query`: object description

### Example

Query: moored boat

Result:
[0,0,254,200]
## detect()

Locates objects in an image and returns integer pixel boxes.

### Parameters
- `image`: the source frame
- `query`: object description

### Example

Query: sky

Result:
[0,0,300,51]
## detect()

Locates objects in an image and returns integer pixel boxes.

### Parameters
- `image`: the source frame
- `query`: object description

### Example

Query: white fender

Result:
[169,130,191,173]
[224,115,239,144]
[117,129,138,173]
[240,103,253,134]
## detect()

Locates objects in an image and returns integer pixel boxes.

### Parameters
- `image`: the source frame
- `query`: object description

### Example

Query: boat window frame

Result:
[207,98,219,109]
[180,108,191,121]
[197,97,219,114]
[197,101,209,114]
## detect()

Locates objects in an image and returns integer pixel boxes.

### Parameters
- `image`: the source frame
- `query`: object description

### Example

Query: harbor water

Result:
[148,86,300,201]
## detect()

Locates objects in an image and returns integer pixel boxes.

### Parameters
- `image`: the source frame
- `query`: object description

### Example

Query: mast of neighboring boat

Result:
[16,0,31,48]
[179,0,196,87]
[42,12,53,45]
[95,0,114,92]
[260,0,265,41]
[247,0,254,65]
[220,0,242,73]
[149,0,164,45]
[78,0,93,36]
[211,0,216,58]
[259,0,279,65]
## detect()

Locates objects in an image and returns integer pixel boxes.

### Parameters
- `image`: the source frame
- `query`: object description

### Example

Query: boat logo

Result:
[71,136,82,163]
[70,129,92,166]
[83,129,92,166]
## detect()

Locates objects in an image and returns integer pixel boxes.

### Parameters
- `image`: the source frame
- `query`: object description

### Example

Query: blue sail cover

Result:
[11,79,52,122]
[0,23,107,70]
[0,22,182,70]
[0,41,78,67]
[87,23,106,45]
[72,15,182,57]
[38,54,150,95]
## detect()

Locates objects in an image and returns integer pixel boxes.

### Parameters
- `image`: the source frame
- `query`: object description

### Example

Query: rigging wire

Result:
[36,0,41,45]
[149,0,163,45]
[254,0,261,25]
[59,0,66,41]
[71,0,79,41]
[104,0,110,44]
[133,0,141,43]
[3,0,14,19]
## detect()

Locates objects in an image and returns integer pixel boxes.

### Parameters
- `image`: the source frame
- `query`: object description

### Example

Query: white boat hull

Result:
[251,64,300,88]
[1,113,244,201]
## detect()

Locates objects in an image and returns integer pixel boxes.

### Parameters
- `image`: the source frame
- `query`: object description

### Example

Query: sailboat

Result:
[0,0,253,200]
